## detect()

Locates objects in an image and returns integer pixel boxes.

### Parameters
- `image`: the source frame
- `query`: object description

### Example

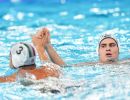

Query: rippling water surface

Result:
[0,0,130,99]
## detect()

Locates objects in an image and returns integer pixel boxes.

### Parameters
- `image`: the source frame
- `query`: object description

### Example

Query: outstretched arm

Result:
[32,28,65,66]
[0,73,16,83]
[71,62,97,67]
[45,43,65,66]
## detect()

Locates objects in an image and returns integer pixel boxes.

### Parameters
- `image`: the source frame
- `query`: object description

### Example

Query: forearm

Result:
[45,44,65,66]
[35,46,49,61]
[0,74,16,83]
[0,77,7,82]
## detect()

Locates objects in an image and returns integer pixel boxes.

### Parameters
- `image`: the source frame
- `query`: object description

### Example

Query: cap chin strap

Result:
[19,64,36,68]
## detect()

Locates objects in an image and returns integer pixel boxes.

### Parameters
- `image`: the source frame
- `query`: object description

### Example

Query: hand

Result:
[32,28,51,47]
[36,28,51,47]
[32,35,45,47]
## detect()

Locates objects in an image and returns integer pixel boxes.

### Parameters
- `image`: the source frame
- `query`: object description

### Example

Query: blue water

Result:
[0,0,130,99]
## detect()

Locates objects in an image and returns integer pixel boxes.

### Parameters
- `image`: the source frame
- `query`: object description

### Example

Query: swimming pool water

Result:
[0,0,130,99]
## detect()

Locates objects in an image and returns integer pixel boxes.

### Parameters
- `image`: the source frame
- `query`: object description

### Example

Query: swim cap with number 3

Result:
[10,43,36,68]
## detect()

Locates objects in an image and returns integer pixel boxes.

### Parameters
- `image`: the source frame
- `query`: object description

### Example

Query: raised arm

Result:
[45,43,65,66]
[32,28,65,66]
[32,28,49,62]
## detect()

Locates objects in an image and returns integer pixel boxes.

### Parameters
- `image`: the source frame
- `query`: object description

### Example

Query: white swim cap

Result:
[96,34,119,55]
[99,34,119,48]
[10,42,36,68]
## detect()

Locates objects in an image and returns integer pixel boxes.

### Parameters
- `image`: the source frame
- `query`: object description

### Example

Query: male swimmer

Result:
[0,42,60,83]
[33,28,129,66]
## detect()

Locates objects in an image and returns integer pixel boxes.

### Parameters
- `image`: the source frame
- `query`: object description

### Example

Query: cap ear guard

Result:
[11,43,36,68]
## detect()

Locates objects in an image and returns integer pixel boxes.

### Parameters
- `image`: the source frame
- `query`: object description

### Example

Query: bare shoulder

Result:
[39,65,59,72]
[118,59,130,64]
[36,66,59,78]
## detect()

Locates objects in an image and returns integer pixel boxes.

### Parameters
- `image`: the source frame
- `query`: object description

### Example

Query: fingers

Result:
[35,28,50,39]
[42,28,49,34]
[35,29,44,39]
[41,29,50,44]
[32,27,50,47]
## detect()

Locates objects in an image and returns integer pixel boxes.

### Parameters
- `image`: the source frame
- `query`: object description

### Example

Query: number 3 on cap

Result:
[16,46,23,54]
